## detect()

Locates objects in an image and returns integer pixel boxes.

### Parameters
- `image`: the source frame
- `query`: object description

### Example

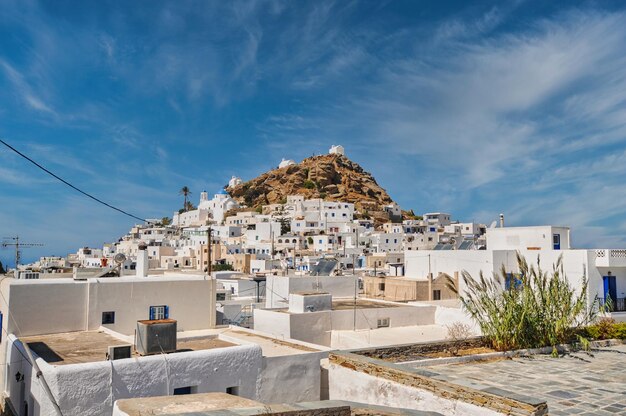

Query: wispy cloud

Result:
[0,60,57,116]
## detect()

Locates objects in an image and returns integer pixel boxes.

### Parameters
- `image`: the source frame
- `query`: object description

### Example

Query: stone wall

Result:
[328,351,547,416]
[356,337,486,362]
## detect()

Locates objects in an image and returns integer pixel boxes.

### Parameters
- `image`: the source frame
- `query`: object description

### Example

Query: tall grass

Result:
[448,252,598,353]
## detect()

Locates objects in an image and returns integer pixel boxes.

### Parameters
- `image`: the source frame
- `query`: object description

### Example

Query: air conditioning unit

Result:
[107,345,132,360]
[135,319,177,356]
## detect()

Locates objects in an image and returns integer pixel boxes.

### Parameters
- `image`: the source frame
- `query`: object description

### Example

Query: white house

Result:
[404,225,625,317]
[0,273,329,416]
[228,176,243,188]
[198,190,240,224]
[486,225,570,251]
[329,145,345,156]
[254,293,436,347]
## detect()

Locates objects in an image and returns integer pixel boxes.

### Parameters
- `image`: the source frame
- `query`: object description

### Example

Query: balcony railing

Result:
[600,297,626,313]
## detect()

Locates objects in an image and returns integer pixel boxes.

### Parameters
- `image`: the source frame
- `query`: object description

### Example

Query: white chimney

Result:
[499,213,505,228]
[136,245,149,277]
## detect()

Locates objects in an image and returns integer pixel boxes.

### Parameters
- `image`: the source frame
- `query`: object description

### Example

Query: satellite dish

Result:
[114,253,126,264]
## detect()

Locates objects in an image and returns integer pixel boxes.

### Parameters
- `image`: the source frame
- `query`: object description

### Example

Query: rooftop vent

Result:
[135,319,177,356]
[107,345,132,360]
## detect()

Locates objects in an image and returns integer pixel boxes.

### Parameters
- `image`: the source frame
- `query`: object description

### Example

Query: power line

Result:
[0,138,147,223]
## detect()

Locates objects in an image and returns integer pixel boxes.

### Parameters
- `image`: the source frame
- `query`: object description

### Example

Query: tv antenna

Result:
[1,236,43,269]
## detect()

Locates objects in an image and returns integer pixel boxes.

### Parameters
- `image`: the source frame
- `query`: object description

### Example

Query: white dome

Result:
[279,158,296,169]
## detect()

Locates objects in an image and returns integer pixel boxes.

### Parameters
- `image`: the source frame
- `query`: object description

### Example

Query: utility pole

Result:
[270,230,274,272]
[2,236,43,269]
[293,240,297,271]
[206,226,212,276]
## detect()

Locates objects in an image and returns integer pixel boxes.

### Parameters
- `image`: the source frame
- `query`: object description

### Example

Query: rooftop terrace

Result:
[407,343,626,415]
[22,331,235,365]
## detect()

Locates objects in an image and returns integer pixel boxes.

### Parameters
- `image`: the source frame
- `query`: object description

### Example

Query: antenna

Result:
[114,253,127,264]
[1,235,43,269]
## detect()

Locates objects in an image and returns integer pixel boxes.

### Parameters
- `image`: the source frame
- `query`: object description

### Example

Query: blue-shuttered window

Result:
[149,305,169,320]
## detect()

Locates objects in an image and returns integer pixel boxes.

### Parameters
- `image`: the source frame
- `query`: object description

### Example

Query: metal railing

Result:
[600,297,626,312]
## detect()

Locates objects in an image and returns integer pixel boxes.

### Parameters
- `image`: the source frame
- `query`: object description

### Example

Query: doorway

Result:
[603,275,617,310]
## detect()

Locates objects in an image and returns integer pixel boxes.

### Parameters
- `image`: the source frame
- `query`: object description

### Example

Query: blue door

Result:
[553,234,560,250]
[603,275,617,309]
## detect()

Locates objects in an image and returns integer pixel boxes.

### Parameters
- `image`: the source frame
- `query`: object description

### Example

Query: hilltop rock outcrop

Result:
[227,154,399,223]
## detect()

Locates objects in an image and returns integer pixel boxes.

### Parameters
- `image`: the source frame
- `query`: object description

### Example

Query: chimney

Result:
[136,244,149,277]
[499,213,505,228]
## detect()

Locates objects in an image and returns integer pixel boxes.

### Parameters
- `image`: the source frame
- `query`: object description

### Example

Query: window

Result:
[433,290,441,300]
[149,305,169,320]
[102,311,115,325]
[377,318,390,328]
[378,283,385,291]
[216,293,226,301]
[174,386,196,395]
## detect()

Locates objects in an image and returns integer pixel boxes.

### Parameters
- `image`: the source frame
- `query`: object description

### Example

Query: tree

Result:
[161,217,171,226]
[449,252,598,354]
[185,201,196,211]
[212,263,234,272]
[179,186,192,212]
[0,261,5,274]
[272,205,291,235]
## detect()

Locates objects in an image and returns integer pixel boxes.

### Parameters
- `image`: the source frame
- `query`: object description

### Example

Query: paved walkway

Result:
[409,344,626,415]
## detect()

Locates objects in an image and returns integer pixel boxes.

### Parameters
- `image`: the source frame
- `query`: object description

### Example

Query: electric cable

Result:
[0,138,147,223]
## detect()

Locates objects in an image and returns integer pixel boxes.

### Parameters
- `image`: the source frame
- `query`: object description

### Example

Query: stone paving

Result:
[405,344,626,415]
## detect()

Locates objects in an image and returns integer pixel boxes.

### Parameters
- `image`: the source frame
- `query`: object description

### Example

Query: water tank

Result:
[135,319,177,356]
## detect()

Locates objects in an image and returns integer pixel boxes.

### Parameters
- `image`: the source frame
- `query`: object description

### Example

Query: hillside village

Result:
[1,146,625,416]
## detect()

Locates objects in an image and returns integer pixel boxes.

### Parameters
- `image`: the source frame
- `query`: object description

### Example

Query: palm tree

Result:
[179,186,192,212]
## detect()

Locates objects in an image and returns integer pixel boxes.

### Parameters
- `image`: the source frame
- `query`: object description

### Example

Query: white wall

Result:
[258,352,328,403]
[486,226,570,251]
[405,248,596,303]
[265,276,357,309]
[327,363,502,416]
[255,303,436,347]
[253,309,292,339]
[6,335,262,416]
[0,276,217,337]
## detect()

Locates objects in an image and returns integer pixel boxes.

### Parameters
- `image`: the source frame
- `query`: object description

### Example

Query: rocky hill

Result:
[227,154,399,223]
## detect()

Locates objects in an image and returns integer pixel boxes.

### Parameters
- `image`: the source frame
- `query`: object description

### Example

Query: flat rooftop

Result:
[179,327,324,357]
[115,394,441,416]
[116,392,261,415]
[331,325,449,350]
[21,331,235,365]
[405,344,626,415]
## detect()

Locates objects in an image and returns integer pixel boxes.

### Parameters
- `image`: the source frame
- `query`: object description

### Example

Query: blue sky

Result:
[2,0,626,266]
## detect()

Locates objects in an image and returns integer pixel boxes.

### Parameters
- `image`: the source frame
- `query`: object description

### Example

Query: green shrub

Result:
[581,319,626,340]
[614,322,626,339]
[303,180,316,189]
[451,253,598,352]
[212,263,234,272]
